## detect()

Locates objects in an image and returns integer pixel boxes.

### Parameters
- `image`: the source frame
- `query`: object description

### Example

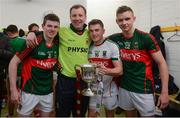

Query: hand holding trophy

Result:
[75,63,97,96]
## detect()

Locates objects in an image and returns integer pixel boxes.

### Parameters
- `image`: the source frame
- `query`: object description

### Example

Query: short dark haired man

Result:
[9,13,60,117]
[109,5,169,117]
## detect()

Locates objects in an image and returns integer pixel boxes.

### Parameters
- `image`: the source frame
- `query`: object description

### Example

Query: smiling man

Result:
[109,5,169,117]
[8,13,60,117]
[88,19,123,117]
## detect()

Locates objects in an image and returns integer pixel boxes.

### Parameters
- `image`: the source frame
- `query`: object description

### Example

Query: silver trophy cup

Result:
[75,63,97,96]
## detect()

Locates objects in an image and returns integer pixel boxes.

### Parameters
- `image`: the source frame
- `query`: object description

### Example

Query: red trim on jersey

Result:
[149,34,160,54]
[21,57,33,89]
[89,58,114,68]
[16,47,33,61]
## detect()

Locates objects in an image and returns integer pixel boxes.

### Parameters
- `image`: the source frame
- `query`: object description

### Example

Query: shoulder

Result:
[106,39,119,46]
[60,27,68,31]
[108,33,122,39]
[136,29,154,39]
[104,39,120,50]
[60,27,70,33]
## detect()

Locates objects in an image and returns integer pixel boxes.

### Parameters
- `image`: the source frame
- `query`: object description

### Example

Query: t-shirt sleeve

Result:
[15,40,33,61]
[145,34,160,54]
[111,41,121,61]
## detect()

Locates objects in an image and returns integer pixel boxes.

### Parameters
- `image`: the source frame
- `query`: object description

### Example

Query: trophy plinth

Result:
[75,63,97,96]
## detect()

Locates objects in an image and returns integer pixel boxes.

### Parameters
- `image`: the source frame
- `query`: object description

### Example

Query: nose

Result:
[122,19,126,25]
[74,15,81,21]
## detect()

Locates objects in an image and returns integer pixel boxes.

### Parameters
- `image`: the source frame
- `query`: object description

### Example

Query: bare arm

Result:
[98,60,123,76]
[8,55,21,104]
[26,32,38,48]
[151,51,169,109]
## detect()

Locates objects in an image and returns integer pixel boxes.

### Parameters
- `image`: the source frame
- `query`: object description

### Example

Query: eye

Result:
[117,19,123,22]
[125,18,130,21]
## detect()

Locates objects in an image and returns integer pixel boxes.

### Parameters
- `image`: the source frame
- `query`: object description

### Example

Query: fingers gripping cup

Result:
[75,63,97,96]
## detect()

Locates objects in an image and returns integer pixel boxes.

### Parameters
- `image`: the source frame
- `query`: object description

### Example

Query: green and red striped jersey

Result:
[109,29,160,93]
[16,33,58,95]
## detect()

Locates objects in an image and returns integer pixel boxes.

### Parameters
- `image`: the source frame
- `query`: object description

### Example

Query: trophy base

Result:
[82,88,94,96]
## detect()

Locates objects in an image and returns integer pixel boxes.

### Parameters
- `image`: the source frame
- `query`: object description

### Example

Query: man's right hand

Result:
[26,32,38,48]
[10,88,21,104]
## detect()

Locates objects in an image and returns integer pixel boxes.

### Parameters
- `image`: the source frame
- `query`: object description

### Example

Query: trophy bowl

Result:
[75,63,97,96]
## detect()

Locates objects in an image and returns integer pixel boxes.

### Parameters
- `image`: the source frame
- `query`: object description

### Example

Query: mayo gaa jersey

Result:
[88,39,120,96]
[59,27,89,78]
[109,29,160,94]
[16,34,58,95]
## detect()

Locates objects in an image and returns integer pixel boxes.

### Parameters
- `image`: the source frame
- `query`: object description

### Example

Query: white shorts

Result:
[17,91,54,116]
[118,88,155,116]
[89,95,118,113]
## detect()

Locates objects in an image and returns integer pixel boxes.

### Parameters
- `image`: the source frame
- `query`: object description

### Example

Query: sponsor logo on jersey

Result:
[36,59,57,69]
[67,47,88,53]
[89,58,114,68]
[121,51,141,61]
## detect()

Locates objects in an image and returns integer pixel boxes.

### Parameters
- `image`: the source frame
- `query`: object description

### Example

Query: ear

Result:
[116,19,118,24]
[133,16,136,21]
[103,28,105,34]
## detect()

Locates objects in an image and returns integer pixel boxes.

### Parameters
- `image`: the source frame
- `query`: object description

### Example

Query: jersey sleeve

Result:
[110,41,121,61]
[15,41,33,61]
[11,37,26,52]
[145,34,160,54]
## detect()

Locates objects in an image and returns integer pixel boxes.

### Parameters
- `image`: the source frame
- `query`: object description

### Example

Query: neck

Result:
[94,38,105,46]
[43,33,53,46]
[70,23,87,35]
[123,28,135,38]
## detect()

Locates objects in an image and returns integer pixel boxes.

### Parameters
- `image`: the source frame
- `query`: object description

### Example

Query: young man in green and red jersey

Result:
[109,6,169,117]
[8,13,60,117]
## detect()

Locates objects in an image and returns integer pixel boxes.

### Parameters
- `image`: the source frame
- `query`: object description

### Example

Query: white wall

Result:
[87,0,152,36]
[0,0,86,31]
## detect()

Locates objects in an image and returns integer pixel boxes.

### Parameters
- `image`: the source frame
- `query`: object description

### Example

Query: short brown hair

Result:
[116,5,134,16]
[43,13,60,25]
[70,4,86,15]
[28,23,39,31]
[88,19,104,28]
[6,24,18,33]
